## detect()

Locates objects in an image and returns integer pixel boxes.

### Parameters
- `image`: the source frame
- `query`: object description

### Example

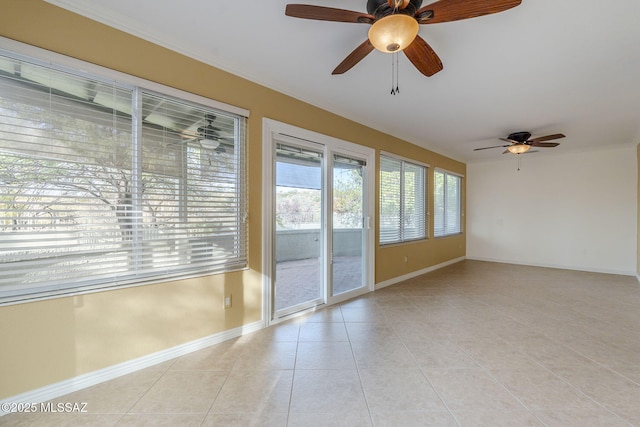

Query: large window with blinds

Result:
[434,169,462,237]
[379,154,427,245]
[0,50,247,303]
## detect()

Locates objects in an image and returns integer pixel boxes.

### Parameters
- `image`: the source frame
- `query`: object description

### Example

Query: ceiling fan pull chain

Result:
[395,52,400,94]
[390,52,399,95]
[390,52,396,95]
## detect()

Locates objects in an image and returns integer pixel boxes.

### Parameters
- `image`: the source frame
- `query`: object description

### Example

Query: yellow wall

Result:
[0,0,465,398]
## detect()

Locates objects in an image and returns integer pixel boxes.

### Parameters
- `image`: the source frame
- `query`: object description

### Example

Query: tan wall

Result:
[638,144,640,277]
[0,0,465,398]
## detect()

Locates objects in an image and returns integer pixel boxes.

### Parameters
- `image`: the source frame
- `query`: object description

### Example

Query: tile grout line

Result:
[342,304,378,427]
[374,296,464,427]
[283,321,302,427]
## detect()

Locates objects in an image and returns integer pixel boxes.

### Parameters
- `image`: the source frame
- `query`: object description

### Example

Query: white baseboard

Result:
[375,256,466,290]
[0,320,264,412]
[466,256,637,277]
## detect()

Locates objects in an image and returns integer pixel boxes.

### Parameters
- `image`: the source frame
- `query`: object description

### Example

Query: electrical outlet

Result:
[224,295,232,309]
[404,256,408,263]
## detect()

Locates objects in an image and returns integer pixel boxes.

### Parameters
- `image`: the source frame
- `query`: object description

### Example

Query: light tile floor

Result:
[3,260,640,426]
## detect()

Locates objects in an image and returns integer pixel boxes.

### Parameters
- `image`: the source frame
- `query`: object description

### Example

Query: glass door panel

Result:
[332,154,365,296]
[274,143,324,315]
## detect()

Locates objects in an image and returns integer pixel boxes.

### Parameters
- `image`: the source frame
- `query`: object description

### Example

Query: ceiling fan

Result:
[196,115,223,149]
[180,114,230,152]
[285,0,522,77]
[474,131,566,155]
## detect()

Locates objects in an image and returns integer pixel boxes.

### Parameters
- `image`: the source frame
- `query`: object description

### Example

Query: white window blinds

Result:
[434,169,462,236]
[403,161,426,241]
[0,53,247,303]
[379,154,426,244]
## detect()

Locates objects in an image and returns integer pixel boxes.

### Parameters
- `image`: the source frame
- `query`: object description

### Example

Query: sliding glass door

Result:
[265,120,374,322]
[331,154,366,296]
[274,142,324,315]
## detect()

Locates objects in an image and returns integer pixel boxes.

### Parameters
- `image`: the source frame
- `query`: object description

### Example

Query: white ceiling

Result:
[45,0,640,162]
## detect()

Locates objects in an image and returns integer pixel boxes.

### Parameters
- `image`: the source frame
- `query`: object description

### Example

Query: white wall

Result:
[467,145,637,275]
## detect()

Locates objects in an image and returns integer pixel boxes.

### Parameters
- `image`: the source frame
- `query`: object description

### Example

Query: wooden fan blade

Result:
[403,36,443,77]
[528,133,565,143]
[332,40,375,74]
[530,142,560,148]
[473,144,509,151]
[285,4,374,23]
[416,0,521,25]
[499,137,518,144]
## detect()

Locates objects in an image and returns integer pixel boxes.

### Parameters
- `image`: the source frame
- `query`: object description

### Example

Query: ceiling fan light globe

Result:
[507,143,530,154]
[368,14,419,53]
[200,138,220,149]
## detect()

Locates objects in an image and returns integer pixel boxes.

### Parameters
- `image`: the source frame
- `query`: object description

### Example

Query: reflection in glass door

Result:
[332,154,365,296]
[274,143,323,315]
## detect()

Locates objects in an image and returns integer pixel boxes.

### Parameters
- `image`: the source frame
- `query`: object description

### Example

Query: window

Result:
[0,51,247,303]
[379,154,426,244]
[434,169,462,237]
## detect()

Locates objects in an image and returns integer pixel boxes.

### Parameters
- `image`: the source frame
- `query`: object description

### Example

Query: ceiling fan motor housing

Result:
[198,114,221,140]
[367,0,422,18]
[507,131,532,143]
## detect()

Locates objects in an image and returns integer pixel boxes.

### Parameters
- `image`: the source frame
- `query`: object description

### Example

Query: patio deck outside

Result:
[275,229,363,311]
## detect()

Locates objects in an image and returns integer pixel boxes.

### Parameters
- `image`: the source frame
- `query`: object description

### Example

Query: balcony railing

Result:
[275,228,362,262]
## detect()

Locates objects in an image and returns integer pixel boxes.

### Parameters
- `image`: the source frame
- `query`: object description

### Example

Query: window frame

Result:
[0,38,249,304]
[378,152,428,245]
[433,168,463,237]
